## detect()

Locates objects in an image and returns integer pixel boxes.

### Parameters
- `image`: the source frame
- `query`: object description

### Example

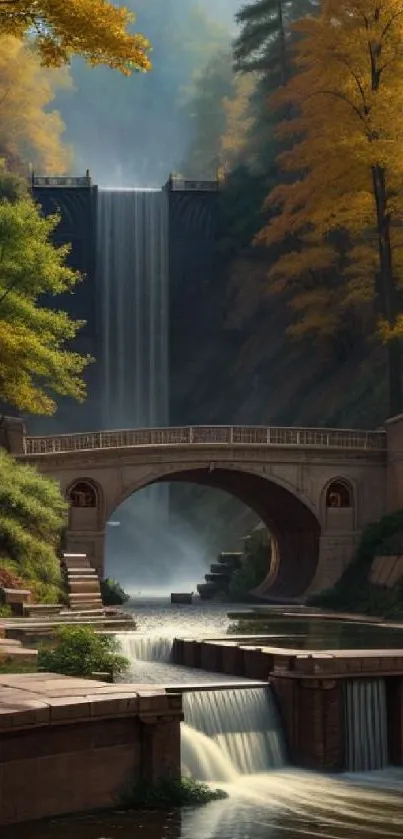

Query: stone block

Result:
[200,642,222,672]
[48,697,91,722]
[183,640,202,668]
[88,693,139,717]
[220,643,245,677]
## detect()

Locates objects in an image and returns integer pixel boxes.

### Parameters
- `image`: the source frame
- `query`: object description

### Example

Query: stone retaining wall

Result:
[0,673,183,825]
[172,637,403,771]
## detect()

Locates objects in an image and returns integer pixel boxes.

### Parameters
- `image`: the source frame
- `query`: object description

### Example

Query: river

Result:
[13,597,403,839]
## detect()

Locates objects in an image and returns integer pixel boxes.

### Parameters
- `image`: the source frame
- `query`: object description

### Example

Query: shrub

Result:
[119,777,228,810]
[0,450,67,602]
[229,529,269,600]
[38,625,129,679]
[309,509,403,617]
[100,577,130,606]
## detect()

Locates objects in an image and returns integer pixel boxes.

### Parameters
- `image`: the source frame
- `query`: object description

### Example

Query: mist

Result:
[53,0,242,186]
[105,485,217,596]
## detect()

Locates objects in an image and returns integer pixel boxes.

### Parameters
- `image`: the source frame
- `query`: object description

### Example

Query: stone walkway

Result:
[0,672,179,730]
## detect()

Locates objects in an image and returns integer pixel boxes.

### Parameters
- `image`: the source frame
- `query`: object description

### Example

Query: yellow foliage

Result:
[0,188,91,415]
[0,35,71,173]
[0,0,150,74]
[258,0,403,347]
[221,74,257,173]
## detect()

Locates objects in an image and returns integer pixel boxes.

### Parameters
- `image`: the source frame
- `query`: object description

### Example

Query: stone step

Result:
[205,573,230,584]
[63,554,91,569]
[70,601,103,611]
[69,591,102,600]
[0,646,38,662]
[68,581,102,594]
[68,573,98,580]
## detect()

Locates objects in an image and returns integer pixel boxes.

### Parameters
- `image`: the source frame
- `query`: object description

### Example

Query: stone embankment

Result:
[0,672,183,825]
[173,636,403,771]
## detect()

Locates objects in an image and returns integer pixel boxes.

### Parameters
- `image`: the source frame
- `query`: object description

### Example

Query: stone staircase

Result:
[197,552,243,600]
[62,553,103,612]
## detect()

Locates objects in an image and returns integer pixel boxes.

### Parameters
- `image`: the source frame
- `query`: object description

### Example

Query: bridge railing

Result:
[23,425,387,455]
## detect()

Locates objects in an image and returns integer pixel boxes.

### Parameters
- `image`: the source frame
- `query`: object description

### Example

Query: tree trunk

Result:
[371,164,402,417]
[388,340,402,417]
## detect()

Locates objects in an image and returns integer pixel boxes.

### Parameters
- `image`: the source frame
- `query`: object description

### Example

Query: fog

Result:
[104,485,239,596]
[54,0,242,186]
[46,1,251,592]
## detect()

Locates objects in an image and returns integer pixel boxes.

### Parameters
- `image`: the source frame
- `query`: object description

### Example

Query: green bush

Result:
[229,529,269,601]
[38,625,129,679]
[119,777,228,810]
[309,509,403,617]
[100,577,130,606]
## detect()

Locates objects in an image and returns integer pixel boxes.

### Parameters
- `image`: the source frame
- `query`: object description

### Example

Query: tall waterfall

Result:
[182,688,286,778]
[343,679,389,772]
[97,188,169,430]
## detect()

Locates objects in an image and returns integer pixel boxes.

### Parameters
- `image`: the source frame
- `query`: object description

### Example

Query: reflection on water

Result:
[13,770,403,839]
[127,598,403,652]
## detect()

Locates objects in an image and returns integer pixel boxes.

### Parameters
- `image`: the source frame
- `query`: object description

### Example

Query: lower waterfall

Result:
[343,679,389,772]
[182,687,286,778]
[118,632,173,663]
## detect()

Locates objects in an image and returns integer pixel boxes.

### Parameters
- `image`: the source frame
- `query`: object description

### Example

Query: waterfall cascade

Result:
[97,188,169,430]
[343,679,389,772]
[118,632,173,664]
[182,687,286,778]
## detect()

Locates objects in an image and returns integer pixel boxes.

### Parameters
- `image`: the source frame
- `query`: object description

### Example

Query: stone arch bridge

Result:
[8,417,403,599]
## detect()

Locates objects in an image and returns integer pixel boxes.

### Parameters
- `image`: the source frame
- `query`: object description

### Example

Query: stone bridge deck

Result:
[24,424,387,455]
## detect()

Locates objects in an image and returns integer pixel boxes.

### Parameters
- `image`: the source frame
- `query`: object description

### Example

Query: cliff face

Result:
[168,185,388,557]
[31,183,388,569]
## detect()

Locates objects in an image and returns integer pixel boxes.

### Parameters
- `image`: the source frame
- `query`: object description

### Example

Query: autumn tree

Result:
[0,0,150,74]
[0,35,71,174]
[257,0,403,415]
[0,167,90,414]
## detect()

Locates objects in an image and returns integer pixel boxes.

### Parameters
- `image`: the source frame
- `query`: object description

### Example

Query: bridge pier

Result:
[306,532,360,596]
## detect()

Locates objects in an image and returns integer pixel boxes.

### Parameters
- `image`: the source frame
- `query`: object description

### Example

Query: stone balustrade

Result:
[24,424,387,455]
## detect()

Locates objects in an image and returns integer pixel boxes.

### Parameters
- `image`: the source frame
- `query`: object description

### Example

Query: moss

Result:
[119,777,228,810]
[309,510,403,617]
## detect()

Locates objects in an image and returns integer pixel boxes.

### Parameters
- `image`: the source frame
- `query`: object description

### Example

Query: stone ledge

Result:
[0,674,182,731]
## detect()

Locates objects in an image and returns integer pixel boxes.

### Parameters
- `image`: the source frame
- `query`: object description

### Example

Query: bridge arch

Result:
[108,463,321,598]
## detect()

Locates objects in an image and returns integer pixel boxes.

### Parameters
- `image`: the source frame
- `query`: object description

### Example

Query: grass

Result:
[0,658,37,674]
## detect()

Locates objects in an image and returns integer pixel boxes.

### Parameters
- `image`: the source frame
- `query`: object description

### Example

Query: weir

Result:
[344,679,389,772]
[119,632,174,663]
[182,687,286,776]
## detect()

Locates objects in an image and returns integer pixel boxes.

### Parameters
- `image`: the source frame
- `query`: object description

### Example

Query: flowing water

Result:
[14,602,403,837]
[97,188,168,430]
[344,679,389,771]
[182,687,286,775]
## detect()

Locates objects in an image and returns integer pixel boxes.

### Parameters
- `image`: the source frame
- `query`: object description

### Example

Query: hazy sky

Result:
[54,0,243,186]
